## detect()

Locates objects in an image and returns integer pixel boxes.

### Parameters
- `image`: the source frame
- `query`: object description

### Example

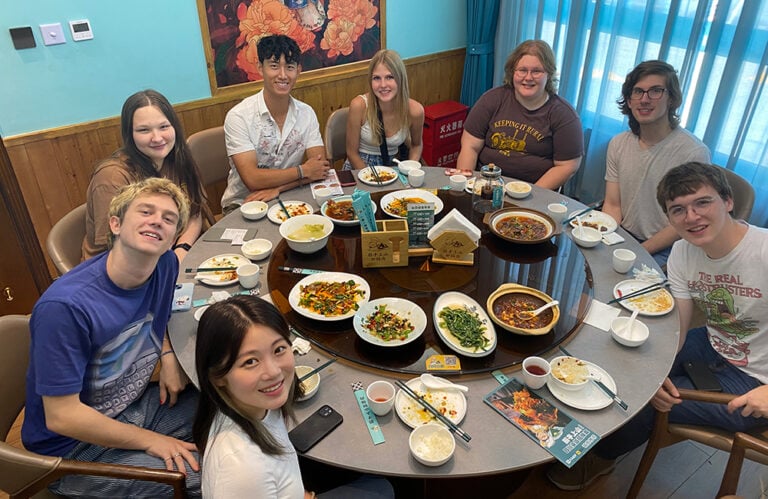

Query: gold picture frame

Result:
[196,0,386,97]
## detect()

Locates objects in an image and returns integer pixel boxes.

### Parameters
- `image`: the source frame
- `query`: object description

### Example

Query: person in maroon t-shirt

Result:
[456,40,583,190]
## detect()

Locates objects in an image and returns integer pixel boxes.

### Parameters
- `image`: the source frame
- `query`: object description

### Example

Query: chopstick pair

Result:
[395,380,471,442]
[607,280,669,305]
[562,202,602,225]
[277,198,292,219]
[298,358,337,382]
[369,165,383,186]
[185,267,237,273]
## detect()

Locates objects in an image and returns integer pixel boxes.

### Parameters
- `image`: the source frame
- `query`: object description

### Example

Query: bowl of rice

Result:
[409,423,455,466]
[548,356,590,392]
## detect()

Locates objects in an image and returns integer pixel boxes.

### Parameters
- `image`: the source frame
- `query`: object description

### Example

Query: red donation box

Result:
[421,100,469,169]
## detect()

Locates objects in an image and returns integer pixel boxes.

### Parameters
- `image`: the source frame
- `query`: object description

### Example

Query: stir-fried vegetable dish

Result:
[298,279,365,316]
[362,304,414,341]
[437,306,490,351]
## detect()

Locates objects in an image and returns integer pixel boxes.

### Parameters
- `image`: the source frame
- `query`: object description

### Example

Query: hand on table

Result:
[245,188,281,203]
[303,154,331,180]
[650,377,682,412]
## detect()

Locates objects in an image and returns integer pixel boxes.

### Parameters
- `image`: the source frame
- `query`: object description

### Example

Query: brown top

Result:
[82,156,136,259]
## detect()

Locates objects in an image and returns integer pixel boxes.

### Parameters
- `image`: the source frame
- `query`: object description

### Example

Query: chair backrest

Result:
[324,107,349,164]
[187,126,229,187]
[720,167,755,221]
[46,204,86,276]
[0,315,30,441]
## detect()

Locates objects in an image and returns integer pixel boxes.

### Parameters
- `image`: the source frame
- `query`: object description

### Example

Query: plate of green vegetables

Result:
[433,291,497,358]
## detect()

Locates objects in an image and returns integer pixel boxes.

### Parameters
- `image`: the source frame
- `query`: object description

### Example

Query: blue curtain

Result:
[459,0,501,107]
[494,0,768,227]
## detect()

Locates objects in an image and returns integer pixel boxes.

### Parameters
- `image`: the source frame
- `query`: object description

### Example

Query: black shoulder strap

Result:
[376,108,391,166]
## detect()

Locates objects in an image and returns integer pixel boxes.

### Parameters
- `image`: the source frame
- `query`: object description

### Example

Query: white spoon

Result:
[623,309,640,338]
[516,300,560,321]
[420,373,469,393]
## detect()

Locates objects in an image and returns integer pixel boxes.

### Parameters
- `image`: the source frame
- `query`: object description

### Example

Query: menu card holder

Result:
[361,220,409,268]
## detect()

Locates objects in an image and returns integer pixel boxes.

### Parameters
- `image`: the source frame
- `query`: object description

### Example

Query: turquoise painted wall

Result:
[0,0,465,137]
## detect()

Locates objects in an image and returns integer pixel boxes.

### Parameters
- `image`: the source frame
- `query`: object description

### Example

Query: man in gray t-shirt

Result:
[603,61,710,266]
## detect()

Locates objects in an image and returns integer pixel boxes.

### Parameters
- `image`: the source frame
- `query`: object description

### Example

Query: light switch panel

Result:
[40,23,66,46]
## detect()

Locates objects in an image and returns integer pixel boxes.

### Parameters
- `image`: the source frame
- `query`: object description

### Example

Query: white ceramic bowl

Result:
[396,160,422,174]
[505,181,532,199]
[548,356,590,392]
[240,200,269,220]
[241,238,273,260]
[278,214,334,254]
[295,365,320,401]
[611,316,650,347]
[571,226,602,247]
[409,424,455,467]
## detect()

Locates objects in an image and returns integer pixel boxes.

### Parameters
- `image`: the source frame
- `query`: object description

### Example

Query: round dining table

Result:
[168,166,679,481]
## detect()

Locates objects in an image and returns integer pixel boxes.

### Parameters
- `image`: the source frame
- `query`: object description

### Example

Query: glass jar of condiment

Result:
[472,163,504,214]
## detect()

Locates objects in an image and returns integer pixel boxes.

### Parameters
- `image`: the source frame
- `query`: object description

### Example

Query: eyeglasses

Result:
[630,86,667,100]
[514,68,546,78]
[667,196,717,220]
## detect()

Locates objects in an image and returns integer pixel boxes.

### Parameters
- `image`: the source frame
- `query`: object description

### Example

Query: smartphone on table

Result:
[288,405,343,453]
[337,170,357,187]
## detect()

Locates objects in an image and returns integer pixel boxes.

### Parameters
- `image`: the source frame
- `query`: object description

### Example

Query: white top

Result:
[358,94,408,157]
[202,410,304,498]
[605,128,710,240]
[222,90,324,207]
[668,224,768,383]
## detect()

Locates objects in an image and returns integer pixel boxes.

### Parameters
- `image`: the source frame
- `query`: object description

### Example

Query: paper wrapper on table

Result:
[427,209,480,265]
[361,220,409,268]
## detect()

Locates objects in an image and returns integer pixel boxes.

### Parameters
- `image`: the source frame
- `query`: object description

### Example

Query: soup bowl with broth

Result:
[279,214,334,254]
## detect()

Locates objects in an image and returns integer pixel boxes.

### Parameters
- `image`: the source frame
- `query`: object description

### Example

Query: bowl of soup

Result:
[486,283,559,335]
[278,214,334,254]
[484,208,556,245]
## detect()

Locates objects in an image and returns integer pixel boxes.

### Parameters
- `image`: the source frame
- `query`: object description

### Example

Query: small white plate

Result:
[568,210,618,234]
[613,279,674,316]
[395,377,467,428]
[353,297,427,347]
[194,305,210,321]
[547,361,618,411]
[288,272,370,321]
[380,189,445,218]
[195,254,249,286]
[320,195,378,226]
[267,201,314,224]
[358,166,398,186]
[433,292,497,357]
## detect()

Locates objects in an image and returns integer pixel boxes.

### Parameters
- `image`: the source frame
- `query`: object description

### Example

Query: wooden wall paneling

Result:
[4,49,465,280]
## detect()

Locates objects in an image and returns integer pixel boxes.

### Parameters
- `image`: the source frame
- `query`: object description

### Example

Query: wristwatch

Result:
[173,242,191,252]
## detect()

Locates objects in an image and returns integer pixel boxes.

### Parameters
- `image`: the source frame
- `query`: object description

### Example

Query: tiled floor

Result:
[3,410,767,499]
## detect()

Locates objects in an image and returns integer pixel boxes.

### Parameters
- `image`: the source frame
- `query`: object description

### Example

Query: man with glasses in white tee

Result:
[602,60,710,267]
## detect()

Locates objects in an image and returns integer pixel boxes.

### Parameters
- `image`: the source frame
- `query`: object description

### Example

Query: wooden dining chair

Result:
[187,126,229,222]
[324,107,349,168]
[627,388,768,499]
[0,315,188,499]
[46,203,86,276]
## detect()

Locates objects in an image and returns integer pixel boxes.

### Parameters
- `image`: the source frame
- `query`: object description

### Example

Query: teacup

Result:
[547,203,568,223]
[522,356,551,389]
[612,249,637,273]
[236,264,260,289]
[449,174,467,191]
[366,380,395,416]
[408,169,426,187]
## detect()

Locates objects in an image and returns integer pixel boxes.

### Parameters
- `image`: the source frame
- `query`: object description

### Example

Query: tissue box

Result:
[361,220,409,268]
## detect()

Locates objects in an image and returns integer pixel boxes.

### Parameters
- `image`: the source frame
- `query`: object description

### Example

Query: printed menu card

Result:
[484,379,600,468]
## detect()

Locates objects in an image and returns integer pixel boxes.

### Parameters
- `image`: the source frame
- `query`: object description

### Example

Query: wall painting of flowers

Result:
[198,0,383,92]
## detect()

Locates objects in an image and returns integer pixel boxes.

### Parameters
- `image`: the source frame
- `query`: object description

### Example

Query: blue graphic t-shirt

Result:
[22,251,177,456]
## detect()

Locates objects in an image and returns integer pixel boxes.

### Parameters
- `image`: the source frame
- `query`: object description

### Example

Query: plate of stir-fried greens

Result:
[353,298,427,347]
[289,272,370,321]
[433,291,497,357]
